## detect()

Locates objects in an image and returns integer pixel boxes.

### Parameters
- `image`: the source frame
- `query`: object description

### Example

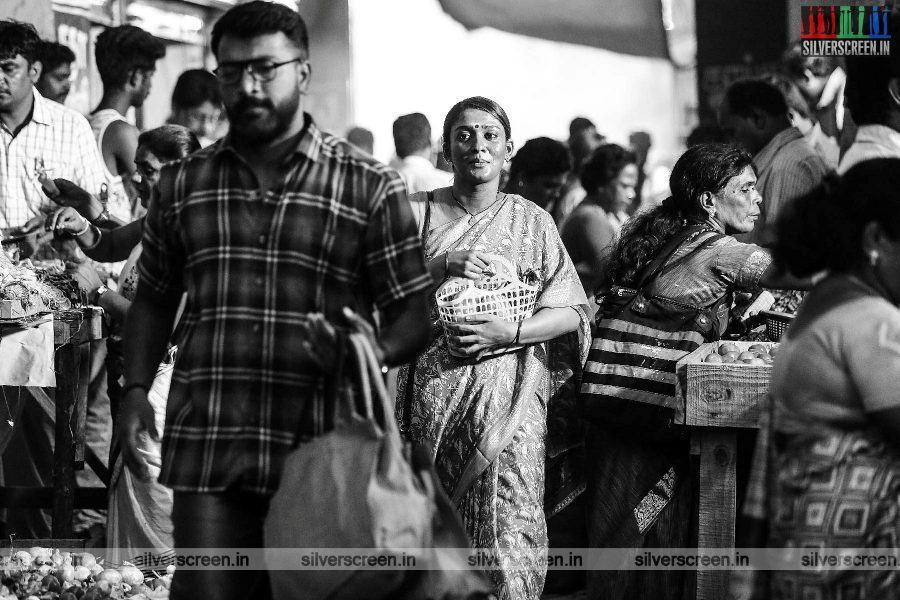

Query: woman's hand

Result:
[446,250,494,280]
[46,206,89,236]
[446,314,516,357]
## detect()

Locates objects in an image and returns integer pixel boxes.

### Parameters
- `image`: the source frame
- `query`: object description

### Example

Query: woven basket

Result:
[436,254,538,357]
[761,310,794,341]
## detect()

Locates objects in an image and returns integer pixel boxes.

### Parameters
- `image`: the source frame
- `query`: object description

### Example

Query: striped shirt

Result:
[0,88,124,230]
[138,113,431,495]
[740,127,829,247]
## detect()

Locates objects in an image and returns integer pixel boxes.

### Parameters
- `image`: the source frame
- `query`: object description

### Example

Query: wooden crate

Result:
[676,341,777,428]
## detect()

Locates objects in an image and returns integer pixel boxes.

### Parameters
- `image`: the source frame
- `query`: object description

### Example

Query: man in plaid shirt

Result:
[121,3,431,598]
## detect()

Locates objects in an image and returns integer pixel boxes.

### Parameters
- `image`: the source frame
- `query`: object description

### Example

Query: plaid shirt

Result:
[138,114,431,495]
[0,88,124,230]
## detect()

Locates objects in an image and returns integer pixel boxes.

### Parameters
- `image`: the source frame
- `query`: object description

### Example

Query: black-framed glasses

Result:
[213,58,304,85]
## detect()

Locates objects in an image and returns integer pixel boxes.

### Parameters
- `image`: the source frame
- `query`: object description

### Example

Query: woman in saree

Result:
[396,96,590,600]
[739,159,900,599]
[580,143,804,599]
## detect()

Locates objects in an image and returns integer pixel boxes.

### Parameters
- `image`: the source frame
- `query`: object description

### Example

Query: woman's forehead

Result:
[452,108,503,130]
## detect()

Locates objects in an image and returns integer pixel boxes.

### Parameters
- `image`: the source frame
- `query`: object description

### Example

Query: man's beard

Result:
[226,94,300,143]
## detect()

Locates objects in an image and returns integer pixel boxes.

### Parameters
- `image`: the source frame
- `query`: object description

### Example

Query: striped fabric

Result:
[582,316,706,412]
[0,88,123,229]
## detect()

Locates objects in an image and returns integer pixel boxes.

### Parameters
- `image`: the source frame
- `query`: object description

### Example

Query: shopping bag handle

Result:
[348,332,399,438]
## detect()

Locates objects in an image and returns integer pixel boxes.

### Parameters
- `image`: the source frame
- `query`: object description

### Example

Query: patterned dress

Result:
[397,189,589,600]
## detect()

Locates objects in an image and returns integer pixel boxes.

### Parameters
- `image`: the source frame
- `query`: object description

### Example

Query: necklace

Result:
[450,190,502,218]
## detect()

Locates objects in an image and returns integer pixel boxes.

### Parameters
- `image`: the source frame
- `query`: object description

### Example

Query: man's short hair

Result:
[509,137,571,180]
[95,25,165,87]
[211,0,309,59]
[36,41,75,73]
[346,126,374,154]
[393,113,432,158]
[844,5,900,126]
[723,79,789,118]
[764,73,812,120]
[0,20,41,64]
[569,116,596,138]
[172,69,222,111]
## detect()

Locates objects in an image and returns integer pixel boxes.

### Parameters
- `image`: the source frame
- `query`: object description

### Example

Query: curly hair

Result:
[211,0,309,59]
[606,143,753,287]
[95,25,165,87]
[579,143,637,194]
[137,125,201,164]
[775,159,900,277]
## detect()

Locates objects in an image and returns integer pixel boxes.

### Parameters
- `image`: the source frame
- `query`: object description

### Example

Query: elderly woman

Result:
[739,160,900,599]
[580,143,802,599]
[47,124,200,566]
[397,96,589,600]
[560,143,638,297]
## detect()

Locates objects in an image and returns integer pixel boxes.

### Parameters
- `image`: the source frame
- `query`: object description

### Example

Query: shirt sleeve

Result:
[136,163,186,300]
[364,170,432,309]
[713,237,772,290]
[844,300,900,413]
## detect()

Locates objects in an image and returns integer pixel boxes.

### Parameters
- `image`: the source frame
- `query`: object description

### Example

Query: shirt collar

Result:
[214,112,322,163]
[30,87,52,127]
[754,126,802,173]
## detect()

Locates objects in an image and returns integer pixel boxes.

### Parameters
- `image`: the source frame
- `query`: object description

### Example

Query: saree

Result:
[397,190,589,600]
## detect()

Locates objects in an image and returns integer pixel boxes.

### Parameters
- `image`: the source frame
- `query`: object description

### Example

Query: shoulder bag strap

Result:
[633,225,709,291]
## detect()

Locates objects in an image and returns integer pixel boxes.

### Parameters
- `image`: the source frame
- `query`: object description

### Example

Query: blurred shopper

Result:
[839,33,900,172]
[750,160,900,599]
[628,131,652,210]
[560,143,638,299]
[34,40,75,105]
[398,96,589,600]
[766,73,839,168]
[122,3,431,598]
[46,125,200,566]
[504,136,571,212]
[718,78,828,246]
[556,116,605,224]
[392,112,451,193]
[346,125,374,155]
[581,143,804,600]
[90,25,165,218]
[169,69,224,148]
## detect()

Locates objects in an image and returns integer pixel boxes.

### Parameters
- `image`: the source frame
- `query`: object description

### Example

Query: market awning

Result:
[436,0,670,59]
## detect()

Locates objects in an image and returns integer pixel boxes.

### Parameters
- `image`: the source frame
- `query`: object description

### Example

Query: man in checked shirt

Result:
[121,2,431,598]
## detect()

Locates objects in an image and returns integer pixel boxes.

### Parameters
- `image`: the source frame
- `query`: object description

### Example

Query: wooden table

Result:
[676,343,769,600]
[0,308,106,538]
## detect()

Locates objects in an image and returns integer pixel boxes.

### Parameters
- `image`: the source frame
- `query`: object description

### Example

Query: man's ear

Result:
[127,68,141,89]
[29,60,42,83]
[297,61,311,95]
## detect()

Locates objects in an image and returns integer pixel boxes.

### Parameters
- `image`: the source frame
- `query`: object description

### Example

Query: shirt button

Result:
[258,235,267,245]
[255,277,263,285]
[252,324,261,333]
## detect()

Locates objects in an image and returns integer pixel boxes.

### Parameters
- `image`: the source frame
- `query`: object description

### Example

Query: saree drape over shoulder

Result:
[397,189,589,600]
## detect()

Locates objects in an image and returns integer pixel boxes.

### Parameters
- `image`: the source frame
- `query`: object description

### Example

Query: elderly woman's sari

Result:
[397,188,589,600]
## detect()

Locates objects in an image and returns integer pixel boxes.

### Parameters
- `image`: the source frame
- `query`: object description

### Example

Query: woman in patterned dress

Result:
[397,96,590,600]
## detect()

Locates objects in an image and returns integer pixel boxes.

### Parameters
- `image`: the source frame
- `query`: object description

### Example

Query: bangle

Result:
[79,224,102,250]
[73,218,91,237]
[122,382,149,396]
[513,320,523,345]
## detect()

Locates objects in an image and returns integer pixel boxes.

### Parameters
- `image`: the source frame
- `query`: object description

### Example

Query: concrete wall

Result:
[0,0,55,39]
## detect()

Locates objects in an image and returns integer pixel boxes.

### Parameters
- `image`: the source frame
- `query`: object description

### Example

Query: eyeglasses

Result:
[213,58,304,85]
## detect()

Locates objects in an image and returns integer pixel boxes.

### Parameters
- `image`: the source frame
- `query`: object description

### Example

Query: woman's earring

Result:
[870,250,880,267]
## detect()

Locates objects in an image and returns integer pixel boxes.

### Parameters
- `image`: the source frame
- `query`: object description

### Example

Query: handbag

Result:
[579,225,728,437]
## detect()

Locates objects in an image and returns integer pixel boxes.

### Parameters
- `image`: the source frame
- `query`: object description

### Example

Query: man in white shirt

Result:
[392,112,451,194]
[0,21,111,232]
[839,30,900,173]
